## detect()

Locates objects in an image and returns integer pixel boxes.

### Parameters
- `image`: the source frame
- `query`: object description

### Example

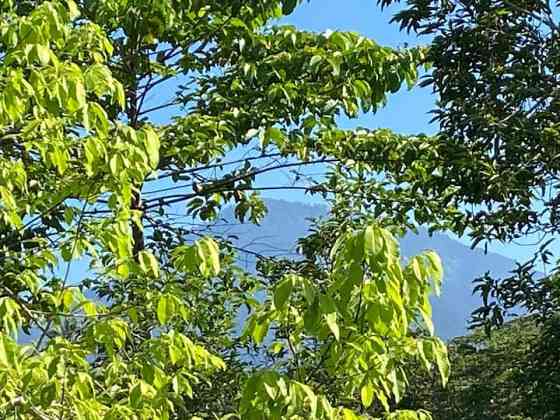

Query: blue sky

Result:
[285,0,436,135]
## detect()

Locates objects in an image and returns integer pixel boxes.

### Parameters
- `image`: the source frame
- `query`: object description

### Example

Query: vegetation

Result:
[398,315,560,420]
[0,1,449,419]
[379,0,560,329]
[1,0,559,418]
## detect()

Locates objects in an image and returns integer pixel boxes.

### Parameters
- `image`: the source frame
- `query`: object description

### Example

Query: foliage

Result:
[0,0,448,419]
[377,0,560,328]
[242,223,448,419]
[397,315,560,420]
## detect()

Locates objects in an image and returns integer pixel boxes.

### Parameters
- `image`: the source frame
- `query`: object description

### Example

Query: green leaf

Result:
[82,301,97,317]
[252,318,270,345]
[263,382,277,399]
[143,128,160,169]
[302,278,317,305]
[303,303,321,333]
[433,339,450,386]
[196,237,220,276]
[66,0,80,19]
[139,250,159,278]
[109,154,120,176]
[341,408,362,420]
[327,57,342,77]
[411,257,423,282]
[75,81,86,110]
[377,391,390,412]
[296,382,318,415]
[270,342,283,354]
[273,276,293,310]
[364,224,383,258]
[0,334,10,368]
[129,381,155,408]
[171,244,197,273]
[115,83,126,108]
[282,0,298,15]
[420,304,434,336]
[62,289,74,310]
[324,312,340,341]
[35,44,50,66]
[309,55,322,68]
[424,250,443,295]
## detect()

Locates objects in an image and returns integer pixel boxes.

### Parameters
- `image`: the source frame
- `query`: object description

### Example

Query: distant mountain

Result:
[217,199,516,339]
[215,199,326,261]
[400,229,513,338]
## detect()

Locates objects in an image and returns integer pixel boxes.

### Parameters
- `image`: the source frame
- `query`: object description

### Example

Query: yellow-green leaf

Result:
[196,237,220,276]
[157,296,168,325]
[360,381,374,408]
[35,44,50,66]
[143,128,160,169]
[139,250,159,278]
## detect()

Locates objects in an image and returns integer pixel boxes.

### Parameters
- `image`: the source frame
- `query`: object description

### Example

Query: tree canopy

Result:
[377,0,560,329]
[398,315,560,420]
[0,1,450,419]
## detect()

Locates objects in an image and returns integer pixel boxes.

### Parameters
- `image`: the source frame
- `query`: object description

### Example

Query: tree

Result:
[377,0,560,328]
[0,1,449,418]
[397,315,560,420]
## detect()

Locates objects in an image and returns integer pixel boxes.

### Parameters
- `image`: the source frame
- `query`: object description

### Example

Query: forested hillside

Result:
[400,315,560,420]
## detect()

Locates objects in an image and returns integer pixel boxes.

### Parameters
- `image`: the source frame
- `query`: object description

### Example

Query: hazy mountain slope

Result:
[400,231,513,338]
[219,199,516,339]
[212,199,326,270]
